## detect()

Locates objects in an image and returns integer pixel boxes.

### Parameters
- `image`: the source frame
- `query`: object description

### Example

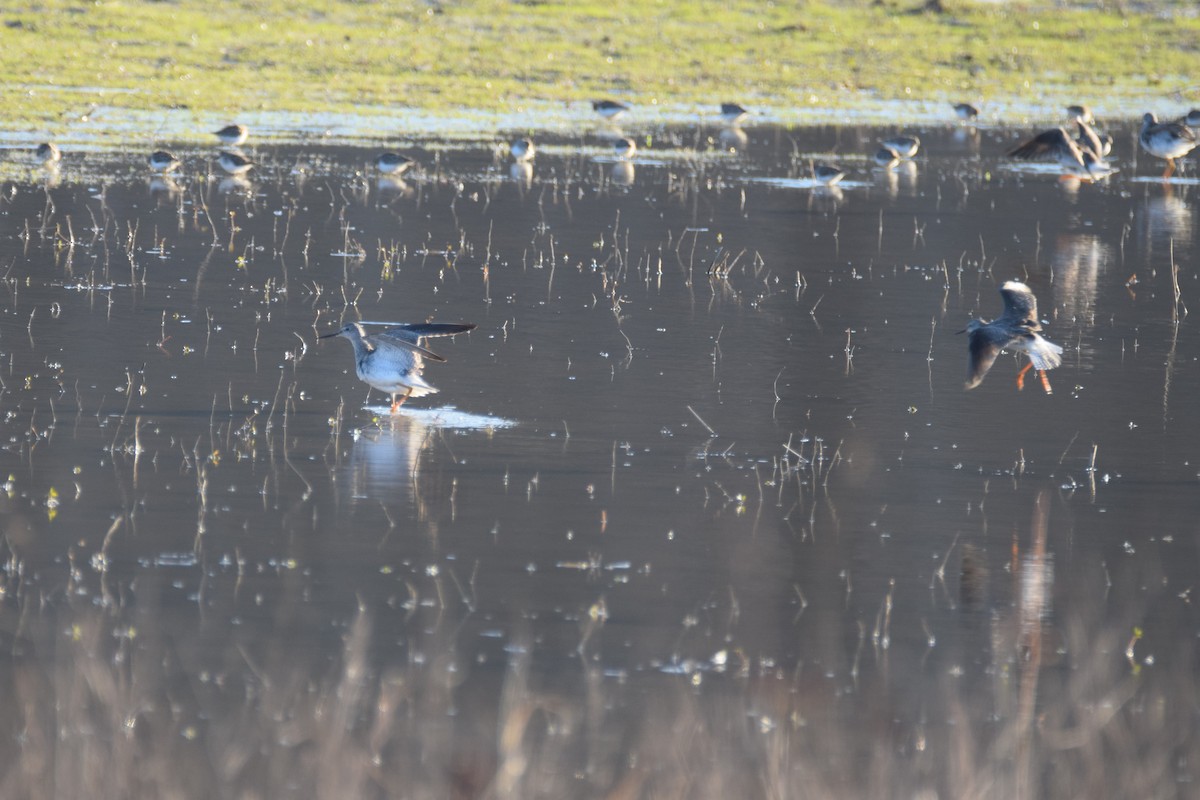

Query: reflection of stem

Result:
[1015,489,1050,799]
[1163,310,1179,429]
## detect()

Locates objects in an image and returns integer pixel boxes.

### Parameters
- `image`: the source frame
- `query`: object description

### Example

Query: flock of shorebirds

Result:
[28,100,1200,188]
[25,100,1200,404]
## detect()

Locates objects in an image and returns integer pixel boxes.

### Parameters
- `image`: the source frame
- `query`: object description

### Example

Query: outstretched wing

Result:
[998,281,1039,327]
[1007,127,1071,160]
[965,326,1010,390]
[377,323,476,362]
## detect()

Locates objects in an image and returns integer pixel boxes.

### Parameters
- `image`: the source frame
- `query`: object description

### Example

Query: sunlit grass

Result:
[1,0,1198,138]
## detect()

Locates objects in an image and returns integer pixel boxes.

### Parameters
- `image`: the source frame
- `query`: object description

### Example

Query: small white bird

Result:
[720,102,750,125]
[374,153,415,174]
[148,150,181,174]
[214,124,249,146]
[510,138,535,162]
[813,163,844,186]
[882,135,920,159]
[614,137,637,160]
[217,150,255,175]
[36,143,61,165]
[592,99,630,120]
[873,146,900,169]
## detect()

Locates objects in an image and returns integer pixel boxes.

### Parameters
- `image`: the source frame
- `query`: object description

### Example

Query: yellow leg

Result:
[1037,370,1053,395]
[389,388,412,414]
[1163,158,1175,180]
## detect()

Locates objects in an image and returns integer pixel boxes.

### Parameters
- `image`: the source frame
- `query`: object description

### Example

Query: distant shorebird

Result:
[963,281,1063,394]
[720,102,750,125]
[813,163,844,186]
[214,124,249,146]
[36,143,61,165]
[1186,109,1200,128]
[1139,112,1197,179]
[1007,126,1116,180]
[953,103,979,121]
[374,152,415,174]
[614,136,637,160]
[217,150,255,175]
[321,322,476,413]
[873,145,901,169]
[882,135,920,159]
[1066,105,1094,124]
[592,99,630,121]
[510,138,535,162]
[148,150,181,174]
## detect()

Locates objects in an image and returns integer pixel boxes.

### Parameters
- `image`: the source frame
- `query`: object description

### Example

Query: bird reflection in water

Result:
[510,161,533,188]
[1052,233,1109,324]
[611,161,635,187]
[219,175,253,195]
[345,414,433,516]
[148,175,182,203]
[718,126,748,152]
[1137,184,1193,257]
[376,176,414,197]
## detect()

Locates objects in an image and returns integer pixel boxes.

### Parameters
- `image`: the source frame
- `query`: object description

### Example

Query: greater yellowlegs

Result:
[1186,110,1200,128]
[593,100,630,121]
[217,151,254,175]
[614,137,637,160]
[813,163,844,186]
[1139,112,1197,178]
[148,150,181,174]
[374,152,415,174]
[873,145,900,169]
[214,124,249,146]
[36,143,61,165]
[1007,126,1115,180]
[882,135,920,159]
[321,322,476,413]
[963,281,1063,393]
[720,102,750,125]
[510,138,535,162]
[953,103,979,121]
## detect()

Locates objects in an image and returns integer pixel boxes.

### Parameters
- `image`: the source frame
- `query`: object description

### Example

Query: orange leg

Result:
[1016,361,1033,391]
[1163,158,1175,180]
[389,388,412,414]
[1037,370,1053,395]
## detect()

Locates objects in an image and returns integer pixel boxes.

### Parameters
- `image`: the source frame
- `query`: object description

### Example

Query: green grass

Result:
[2,0,1199,139]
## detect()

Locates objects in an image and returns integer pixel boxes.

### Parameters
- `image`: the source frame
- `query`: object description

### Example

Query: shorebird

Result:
[1074,119,1112,157]
[614,137,637,160]
[813,163,845,186]
[882,135,920,159]
[592,99,630,121]
[720,102,750,125]
[1186,109,1200,128]
[963,281,1063,394]
[1139,112,1197,179]
[1007,126,1115,180]
[217,151,255,175]
[873,146,901,169]
[510,138,535,162]
[214,124,249,146]
[321,322,476,413]
[148,150,181,174]
[953,103,979,121]
[36,143,61,165]
[374,152,415,174]
[1066,105,1094,124]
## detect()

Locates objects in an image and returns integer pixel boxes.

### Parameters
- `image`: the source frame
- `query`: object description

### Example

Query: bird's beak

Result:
[318,331,340,339]
[955,328,966,335]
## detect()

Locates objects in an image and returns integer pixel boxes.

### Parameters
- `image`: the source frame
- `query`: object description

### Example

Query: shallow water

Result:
[1,121,1199,795]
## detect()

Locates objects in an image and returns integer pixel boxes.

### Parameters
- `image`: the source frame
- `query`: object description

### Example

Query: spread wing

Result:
[965,326,1007,390]
[1008,127,1072,160]
[998,282,1039,327]
[376,323,476,362]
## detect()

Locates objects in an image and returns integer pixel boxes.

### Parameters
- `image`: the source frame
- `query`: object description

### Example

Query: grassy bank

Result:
[2,0,1199,140]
